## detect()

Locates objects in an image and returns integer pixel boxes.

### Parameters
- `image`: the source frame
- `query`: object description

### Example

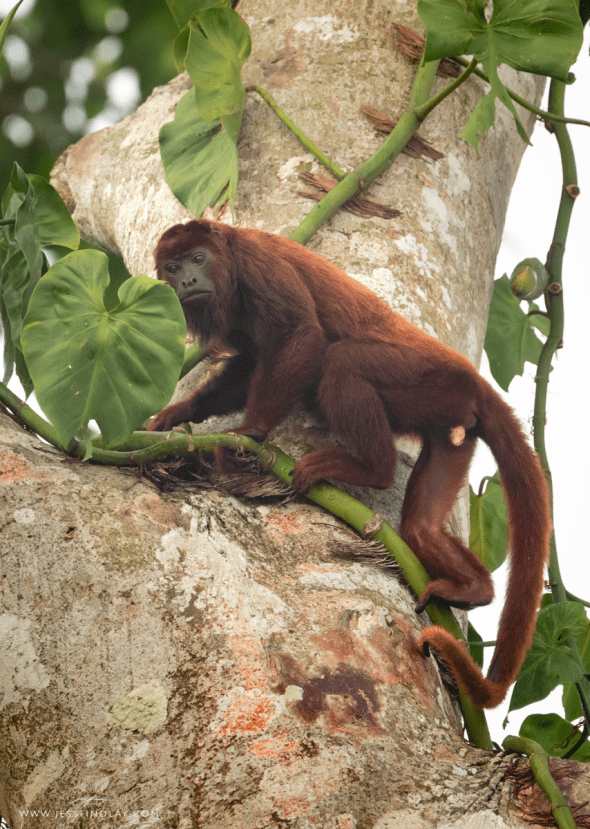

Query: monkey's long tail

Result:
[419,383,550,708]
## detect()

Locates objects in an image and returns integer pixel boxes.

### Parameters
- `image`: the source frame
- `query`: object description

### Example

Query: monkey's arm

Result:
[231,321,328,439]
[148,349,257,431]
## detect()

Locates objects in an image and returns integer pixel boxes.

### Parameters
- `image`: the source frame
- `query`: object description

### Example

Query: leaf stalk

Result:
[533,78,590,731]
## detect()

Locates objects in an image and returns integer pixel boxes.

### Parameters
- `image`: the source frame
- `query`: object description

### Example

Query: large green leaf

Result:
[20,175,80,250]
[508,602,588,712]
[0,164,80,389]
[469,475,508,573]
[520,713,590,760]
[1,166,43,391]
[21,250,186,449]
[484,274,545,391]
[184,7,251,141]
[419,0,582,80]
[418,0,583,149]
[0,168,79,251]
[159,88,239,217]
[161,7,249,214]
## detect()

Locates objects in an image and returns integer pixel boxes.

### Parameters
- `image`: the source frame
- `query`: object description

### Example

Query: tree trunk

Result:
[3,2,589,827]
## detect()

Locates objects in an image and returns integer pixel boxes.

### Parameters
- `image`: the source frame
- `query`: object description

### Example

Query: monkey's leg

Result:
[399,433,494,612]
[291,340,397,490]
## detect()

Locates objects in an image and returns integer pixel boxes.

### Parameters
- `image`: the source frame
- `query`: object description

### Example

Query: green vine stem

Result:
[503,737,578,829]
[245,85,346,181]
[533,78,590,729]
[289,57,441,245]
[565,591,590,609]
[415,57,479,120]
[452,56,590,129]
[0,381,68,452]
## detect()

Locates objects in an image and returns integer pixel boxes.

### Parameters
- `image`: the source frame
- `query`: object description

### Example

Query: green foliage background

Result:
[0,0,177,193]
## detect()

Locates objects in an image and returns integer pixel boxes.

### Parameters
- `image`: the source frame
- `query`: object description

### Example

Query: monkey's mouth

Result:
[184,289,213,303]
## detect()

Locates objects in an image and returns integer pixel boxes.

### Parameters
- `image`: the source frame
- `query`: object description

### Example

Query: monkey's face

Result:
[160,247,215,308]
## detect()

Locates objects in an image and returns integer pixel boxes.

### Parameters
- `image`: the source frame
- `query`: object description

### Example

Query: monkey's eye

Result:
[191,252,206,265]
[165,263,180,274]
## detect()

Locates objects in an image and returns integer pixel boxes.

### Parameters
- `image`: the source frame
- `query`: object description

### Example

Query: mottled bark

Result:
[3,1,583,828]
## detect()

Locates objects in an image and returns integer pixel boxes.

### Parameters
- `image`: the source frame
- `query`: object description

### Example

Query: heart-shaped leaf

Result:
[21,250,186,448]
[419,0,582,81]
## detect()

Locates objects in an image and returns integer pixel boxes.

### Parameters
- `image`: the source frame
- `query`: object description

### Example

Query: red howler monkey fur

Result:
[150,219,550,709]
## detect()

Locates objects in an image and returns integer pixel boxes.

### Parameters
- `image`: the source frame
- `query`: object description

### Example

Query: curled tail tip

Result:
[419,626,509,709]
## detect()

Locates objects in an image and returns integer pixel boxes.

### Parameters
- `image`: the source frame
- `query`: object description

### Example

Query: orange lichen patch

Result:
[0,450,48,484]
[248,736,299,759]
[263,508,308,538]
[273,797,313,819]
[309,624,404,679]
[283,619,434,718]
[215,688,275,736]
[227,634,268,692]
[271,647,387,735]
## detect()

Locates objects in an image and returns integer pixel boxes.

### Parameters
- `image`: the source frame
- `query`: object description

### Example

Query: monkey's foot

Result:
[291,447,394,492]
[415,580,494,614]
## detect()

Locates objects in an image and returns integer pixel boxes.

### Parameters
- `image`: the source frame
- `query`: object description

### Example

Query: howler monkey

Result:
[150,219,550,709]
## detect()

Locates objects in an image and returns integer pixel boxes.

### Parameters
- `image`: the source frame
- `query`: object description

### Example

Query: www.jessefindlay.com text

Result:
[17,809,160,820]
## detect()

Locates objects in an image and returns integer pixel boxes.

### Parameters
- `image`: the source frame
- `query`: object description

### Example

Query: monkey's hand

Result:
[147,400,197,432]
